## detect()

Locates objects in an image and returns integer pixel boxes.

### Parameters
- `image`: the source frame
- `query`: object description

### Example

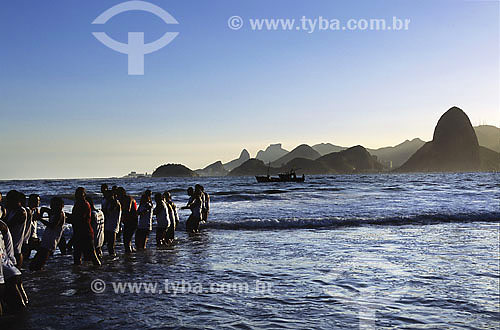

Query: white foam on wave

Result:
[204,212,500,230]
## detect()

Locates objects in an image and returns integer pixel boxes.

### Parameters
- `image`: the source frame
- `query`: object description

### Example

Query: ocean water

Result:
[0,173,499,329]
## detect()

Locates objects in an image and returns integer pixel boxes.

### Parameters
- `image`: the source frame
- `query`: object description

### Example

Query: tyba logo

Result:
[92,1,179,75]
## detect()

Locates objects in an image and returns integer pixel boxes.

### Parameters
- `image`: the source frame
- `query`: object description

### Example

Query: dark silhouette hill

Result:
[152,164,198,177]
[312,143,346,156]
[479,146,500,171]
[474,125,500,152]
[195,161,228,177]
[223,149,250,171]
[397,107,486,172]
[279,158,332,175]
[271,144,321,167]
[368,138,426,169]
[317,145,384,173]
[227,159,277,176]
[256,144,289,163]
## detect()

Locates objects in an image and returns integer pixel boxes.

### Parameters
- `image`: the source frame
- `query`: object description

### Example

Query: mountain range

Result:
[227,145,384,176]
[152,108,499,177]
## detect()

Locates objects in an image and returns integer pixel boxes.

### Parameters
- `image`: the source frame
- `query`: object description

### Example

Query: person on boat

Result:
[5,191,27,269]
[182,188,203,233]
[103,191,121,257]
[117,187,138,254]
[87,197,104,260]
[136,192,153,250]
[22,194,41,261]
[153,193,170,246]
[71,188,101,266]
[164,191,179,241]
[0,220,28,312]
[30,197,65,271]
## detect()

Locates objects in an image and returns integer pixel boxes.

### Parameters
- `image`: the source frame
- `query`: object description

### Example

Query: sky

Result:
[0,0,498,179]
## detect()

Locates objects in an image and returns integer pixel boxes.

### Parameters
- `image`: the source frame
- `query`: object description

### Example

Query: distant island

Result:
[152,164,198,178]
[150,107,499,177]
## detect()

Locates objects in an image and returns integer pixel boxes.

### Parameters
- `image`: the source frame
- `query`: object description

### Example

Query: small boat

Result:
[256,169,305,183]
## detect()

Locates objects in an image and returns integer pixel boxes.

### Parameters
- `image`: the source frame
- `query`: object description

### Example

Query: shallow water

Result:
[0,173,499,329]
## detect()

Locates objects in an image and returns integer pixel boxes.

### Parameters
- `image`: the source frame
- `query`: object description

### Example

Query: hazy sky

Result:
[0,0,498,179]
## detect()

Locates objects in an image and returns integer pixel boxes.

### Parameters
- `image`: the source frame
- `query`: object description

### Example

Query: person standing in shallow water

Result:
[5,191,27,269]
[182,187,203,233]
[22,194,41,261]
[0,229,5,316]
[0,192,6,221]
[164,191,179,242]
[153,193,170,246]
[71,188,101,266]
[87,197,104,260]
[100,184,110,231]
[136,192,153,250]
[195,185,210,224]
[0,220,28,312]
[117,187,137,254]
[104,191,121,257]
[30,197,66,271]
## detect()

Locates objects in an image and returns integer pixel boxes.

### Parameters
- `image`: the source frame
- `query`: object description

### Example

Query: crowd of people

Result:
[0,183,210,316]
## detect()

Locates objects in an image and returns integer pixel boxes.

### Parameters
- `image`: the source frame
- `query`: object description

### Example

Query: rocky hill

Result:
[271,144,321,167]
[223,149,251,171]
[397,107,498,172]
[227,159,275,176]
[256,144,289,163]
[312,143,346,156]
[474,125,500,153]
[368,138,426,169]
[318,145,385,173]
[152,164,198,177]
[195,161,228,177]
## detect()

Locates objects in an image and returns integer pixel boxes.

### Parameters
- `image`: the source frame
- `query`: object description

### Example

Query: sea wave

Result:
[202,212,500,230]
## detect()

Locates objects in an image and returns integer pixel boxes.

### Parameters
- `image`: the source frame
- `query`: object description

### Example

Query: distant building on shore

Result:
[123,171,150,178]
